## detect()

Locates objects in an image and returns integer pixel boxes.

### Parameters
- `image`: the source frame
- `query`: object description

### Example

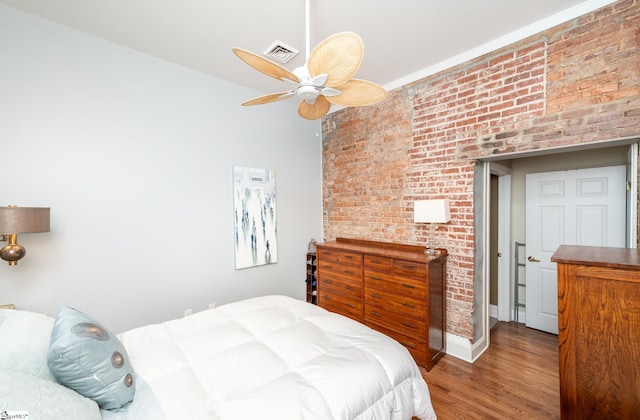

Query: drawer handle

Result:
[345,285,354,291]
[402,322,417,329]
[370,311,382,317]
[370,293,382,299]
[369,259,382,264]
[345,303,355,308]
[401,283,416,289]
[401,342,417,349]
[343,270,354,275]
[369,276,382,281]
[402,302,416,309]
[343,255,355,260]
[324,279,333,284]
[402,264,417,270]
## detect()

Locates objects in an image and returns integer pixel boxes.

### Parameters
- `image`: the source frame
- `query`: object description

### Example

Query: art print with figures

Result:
[233,166,277,269]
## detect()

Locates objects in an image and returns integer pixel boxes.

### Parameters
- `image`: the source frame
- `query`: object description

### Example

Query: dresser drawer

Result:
[322,276,362,299]
[393,259,427,277]
[319,291,363,322]
[318,259,362,280]
[364,307,427,338]
[364,255,393,270]
[317,247,363,267]
[374,324,427,367]
[364,286,426,319]
[364,268,426,298]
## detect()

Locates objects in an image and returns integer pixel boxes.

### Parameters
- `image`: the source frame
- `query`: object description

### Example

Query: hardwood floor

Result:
[422,322,559,419]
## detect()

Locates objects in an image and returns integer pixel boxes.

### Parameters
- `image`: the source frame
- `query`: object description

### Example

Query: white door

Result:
[525,166,626,334]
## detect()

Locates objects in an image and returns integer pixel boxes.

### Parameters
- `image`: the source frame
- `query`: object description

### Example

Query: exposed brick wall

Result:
[322,89,414,242]
[322,0,640,341]
[547,0,640,113]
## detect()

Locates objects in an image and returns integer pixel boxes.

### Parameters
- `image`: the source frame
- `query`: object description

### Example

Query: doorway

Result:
[479,142,638,356]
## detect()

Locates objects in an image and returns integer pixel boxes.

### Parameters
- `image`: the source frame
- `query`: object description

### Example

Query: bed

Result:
[0,295,437,419]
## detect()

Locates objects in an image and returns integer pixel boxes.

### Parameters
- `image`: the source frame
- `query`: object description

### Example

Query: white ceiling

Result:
[0,0,614,98]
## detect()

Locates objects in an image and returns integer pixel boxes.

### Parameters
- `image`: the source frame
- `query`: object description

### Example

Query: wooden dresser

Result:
[551,245,640,419]
[316,238,447,371]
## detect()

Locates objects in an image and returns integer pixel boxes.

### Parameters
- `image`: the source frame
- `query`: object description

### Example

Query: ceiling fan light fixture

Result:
[297,85,319,100]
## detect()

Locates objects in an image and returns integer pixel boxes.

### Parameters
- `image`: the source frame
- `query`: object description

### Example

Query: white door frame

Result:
[473,161,511,360]
[491,163,512,322]
[628,143,638,249]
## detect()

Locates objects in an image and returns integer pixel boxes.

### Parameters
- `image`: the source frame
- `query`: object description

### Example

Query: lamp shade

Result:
[414,199,451,224]
[0,207,50,234]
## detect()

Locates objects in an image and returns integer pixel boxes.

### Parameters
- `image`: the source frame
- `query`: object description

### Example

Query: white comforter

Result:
[102,295,437,420]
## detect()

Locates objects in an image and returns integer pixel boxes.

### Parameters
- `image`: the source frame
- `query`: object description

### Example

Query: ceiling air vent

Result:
[263,41,299,64]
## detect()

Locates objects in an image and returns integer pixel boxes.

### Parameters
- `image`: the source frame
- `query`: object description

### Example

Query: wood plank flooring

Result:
[422,322,559,419]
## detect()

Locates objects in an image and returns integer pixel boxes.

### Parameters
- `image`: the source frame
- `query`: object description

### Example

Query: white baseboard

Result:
[446,331,490,364]
[470,333,488,362]
[489,304,498,319]
[445,332,472,362]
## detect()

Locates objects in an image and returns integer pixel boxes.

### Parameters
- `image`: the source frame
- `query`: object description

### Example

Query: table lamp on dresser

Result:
[414,199,450,254]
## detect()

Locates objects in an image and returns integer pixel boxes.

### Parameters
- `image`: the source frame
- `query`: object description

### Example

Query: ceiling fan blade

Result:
[232,48,300,83]
[298,96,331,120]
[307,32,364,88]
[242,91,296,106]
[325,79,387,107]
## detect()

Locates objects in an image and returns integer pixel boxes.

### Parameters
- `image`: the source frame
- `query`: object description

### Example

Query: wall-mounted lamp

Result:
[414,199,451,254]
[0,205,50,266]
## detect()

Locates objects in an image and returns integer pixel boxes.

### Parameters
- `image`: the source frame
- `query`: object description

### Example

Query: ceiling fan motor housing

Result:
[297,84,320,100]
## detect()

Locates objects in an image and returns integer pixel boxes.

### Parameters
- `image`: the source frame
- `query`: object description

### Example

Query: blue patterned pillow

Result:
[0,309,56,382]
[47,306,135,410]
[0,370,101,419]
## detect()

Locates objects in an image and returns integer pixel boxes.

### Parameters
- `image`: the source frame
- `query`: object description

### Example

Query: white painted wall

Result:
[0,5,323,332]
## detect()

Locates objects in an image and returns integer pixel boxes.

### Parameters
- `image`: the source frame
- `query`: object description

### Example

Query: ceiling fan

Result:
[231,0,387,120]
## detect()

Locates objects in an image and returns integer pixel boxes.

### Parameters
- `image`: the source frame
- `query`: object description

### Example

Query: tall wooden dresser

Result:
[551,245,640,419]
[316,238,447,371]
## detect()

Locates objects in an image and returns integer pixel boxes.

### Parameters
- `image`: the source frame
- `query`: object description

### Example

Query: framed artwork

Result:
[233,166,278,269]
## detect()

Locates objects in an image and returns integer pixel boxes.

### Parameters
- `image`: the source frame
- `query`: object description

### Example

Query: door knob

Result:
[528,256,541,263]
